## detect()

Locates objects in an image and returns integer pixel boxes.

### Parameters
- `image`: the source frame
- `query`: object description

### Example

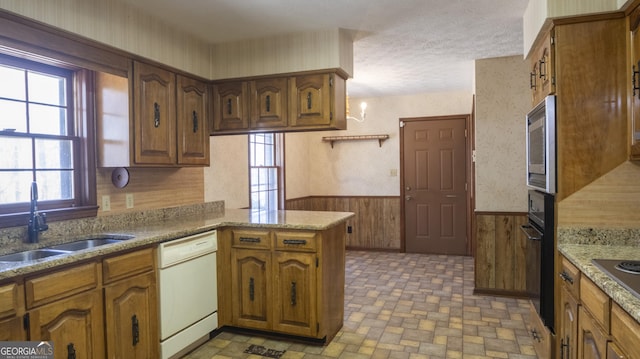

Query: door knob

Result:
[405,186,412,191]
[405,195,413,201]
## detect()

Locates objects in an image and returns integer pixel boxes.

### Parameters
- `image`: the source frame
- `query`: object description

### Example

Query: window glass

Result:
[0,65,26,100]
[249,133,281,212]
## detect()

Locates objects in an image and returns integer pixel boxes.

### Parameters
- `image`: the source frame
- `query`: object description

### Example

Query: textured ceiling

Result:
[119,0,529,97]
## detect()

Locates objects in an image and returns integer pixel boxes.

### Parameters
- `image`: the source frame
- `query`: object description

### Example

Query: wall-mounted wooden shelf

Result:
[322,134,390,148]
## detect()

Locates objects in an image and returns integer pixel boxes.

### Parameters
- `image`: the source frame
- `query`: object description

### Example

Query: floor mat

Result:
[243,344,286,358]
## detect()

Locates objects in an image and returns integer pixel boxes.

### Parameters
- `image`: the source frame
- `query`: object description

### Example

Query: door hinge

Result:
[465,183,468,191]
[400,121,405,128]
[317,322,320,332]
[316,258,319,267]
[330,111,333,120]
[23,313,30,331]
[329,76,333,87]
[464,129,468,138]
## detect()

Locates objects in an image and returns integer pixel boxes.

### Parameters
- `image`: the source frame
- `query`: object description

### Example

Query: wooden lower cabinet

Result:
[560,286,579,359]
[0,282,25,340]
[272,250,317,337]
[221,224,345,342]
[577,306,608,359]
[528,302,552,359]
[231,248,272,330]
[3,247,158,358]
[104,271,158,359]
[610,303,640,358]
[28,289,105,359]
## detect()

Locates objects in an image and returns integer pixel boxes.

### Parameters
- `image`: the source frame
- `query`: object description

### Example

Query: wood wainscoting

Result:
[474,212,529,297]
[285,196,401,251]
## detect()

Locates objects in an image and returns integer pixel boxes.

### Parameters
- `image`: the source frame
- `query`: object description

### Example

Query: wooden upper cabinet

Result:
[212,81,249,132]
[96,62,210,167]
[133,61,177,165]
[629,4,640,160]
[529,30,555,106]
[211,70,347,135]
[289,73,346,130]
[251,78,288,129]
[177,75,210,166]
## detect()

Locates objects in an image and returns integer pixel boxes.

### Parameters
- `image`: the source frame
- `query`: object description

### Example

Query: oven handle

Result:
[520,224,543,241]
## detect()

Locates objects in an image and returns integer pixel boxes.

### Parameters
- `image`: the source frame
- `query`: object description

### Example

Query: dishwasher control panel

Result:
[158,230,217,268]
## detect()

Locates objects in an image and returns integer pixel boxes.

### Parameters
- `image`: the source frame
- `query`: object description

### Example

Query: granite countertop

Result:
[558,243,640,323]
[0,208,354,281]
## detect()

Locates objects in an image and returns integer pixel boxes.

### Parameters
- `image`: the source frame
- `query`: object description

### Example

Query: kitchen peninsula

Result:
[0,202,353,357]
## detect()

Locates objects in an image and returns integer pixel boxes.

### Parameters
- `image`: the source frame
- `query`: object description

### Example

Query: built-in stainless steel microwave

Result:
[526,95,556,194]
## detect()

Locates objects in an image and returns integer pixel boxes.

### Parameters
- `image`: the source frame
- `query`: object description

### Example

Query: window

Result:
[249,133,283,212]
[0,54,96,226]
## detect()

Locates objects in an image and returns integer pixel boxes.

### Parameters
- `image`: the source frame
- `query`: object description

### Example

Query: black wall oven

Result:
[521,189,555,333]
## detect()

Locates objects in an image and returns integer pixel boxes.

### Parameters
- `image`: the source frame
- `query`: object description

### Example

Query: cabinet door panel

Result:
[213,82,249,132]
[0,317,25,341]
[560,286,578,359]
[290,74,331,127]
[251,78,288,128]
[29,290,105,359]
[272,251,317,337]
[231,249,271,329]
[104,272,158,359]
[134,61,176,165]
[177,75,209,165]
[577,306,607,359]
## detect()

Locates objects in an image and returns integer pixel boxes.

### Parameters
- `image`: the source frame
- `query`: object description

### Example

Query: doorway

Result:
[400,115,471,255]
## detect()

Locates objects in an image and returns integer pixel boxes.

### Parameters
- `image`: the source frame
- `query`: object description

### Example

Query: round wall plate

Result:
[111,167,130,188]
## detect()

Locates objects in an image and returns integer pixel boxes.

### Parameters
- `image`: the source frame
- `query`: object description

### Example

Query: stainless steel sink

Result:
[49,238,124,251]
[0,249,71,262]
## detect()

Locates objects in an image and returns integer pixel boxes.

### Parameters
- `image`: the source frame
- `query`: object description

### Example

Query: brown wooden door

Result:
[272,251,317,337]
[133,61,176,165]
[402,116,467,254]
[104,272,158,359]
[177,75,210,165]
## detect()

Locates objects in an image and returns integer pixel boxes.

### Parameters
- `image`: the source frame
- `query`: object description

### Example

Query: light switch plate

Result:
[102,195,111,212]
[125,193,134,209]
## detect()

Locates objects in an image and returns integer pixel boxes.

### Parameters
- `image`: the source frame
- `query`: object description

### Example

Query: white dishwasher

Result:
[158,230,218,359]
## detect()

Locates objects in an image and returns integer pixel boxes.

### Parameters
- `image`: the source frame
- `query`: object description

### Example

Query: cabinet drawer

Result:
[528,302,552,359]
[611,303,640,358]
[0,283,23,318]
[579,276,610,332]
[232,229,271,249]
[26,262,99,309]
[275,231,317,252]
[559,256,580,299]
[103,248,155,284]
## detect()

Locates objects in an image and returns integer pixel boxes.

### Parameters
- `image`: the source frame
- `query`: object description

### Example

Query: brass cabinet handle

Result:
[530,72,537,90]
[249,277,255,301]
[265,95,271,113]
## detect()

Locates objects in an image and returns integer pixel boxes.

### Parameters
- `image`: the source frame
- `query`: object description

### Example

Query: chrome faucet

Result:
[27,181,48,243]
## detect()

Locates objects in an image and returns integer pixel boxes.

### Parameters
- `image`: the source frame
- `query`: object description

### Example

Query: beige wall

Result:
[474,55,530,212]
[204,136,250,209]
[285,92,474,197]
[0,0,211,77]
[523,0,621,57]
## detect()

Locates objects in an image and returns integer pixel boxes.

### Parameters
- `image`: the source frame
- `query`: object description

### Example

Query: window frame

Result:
[0,54,97,228]
[248,133,284,211]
